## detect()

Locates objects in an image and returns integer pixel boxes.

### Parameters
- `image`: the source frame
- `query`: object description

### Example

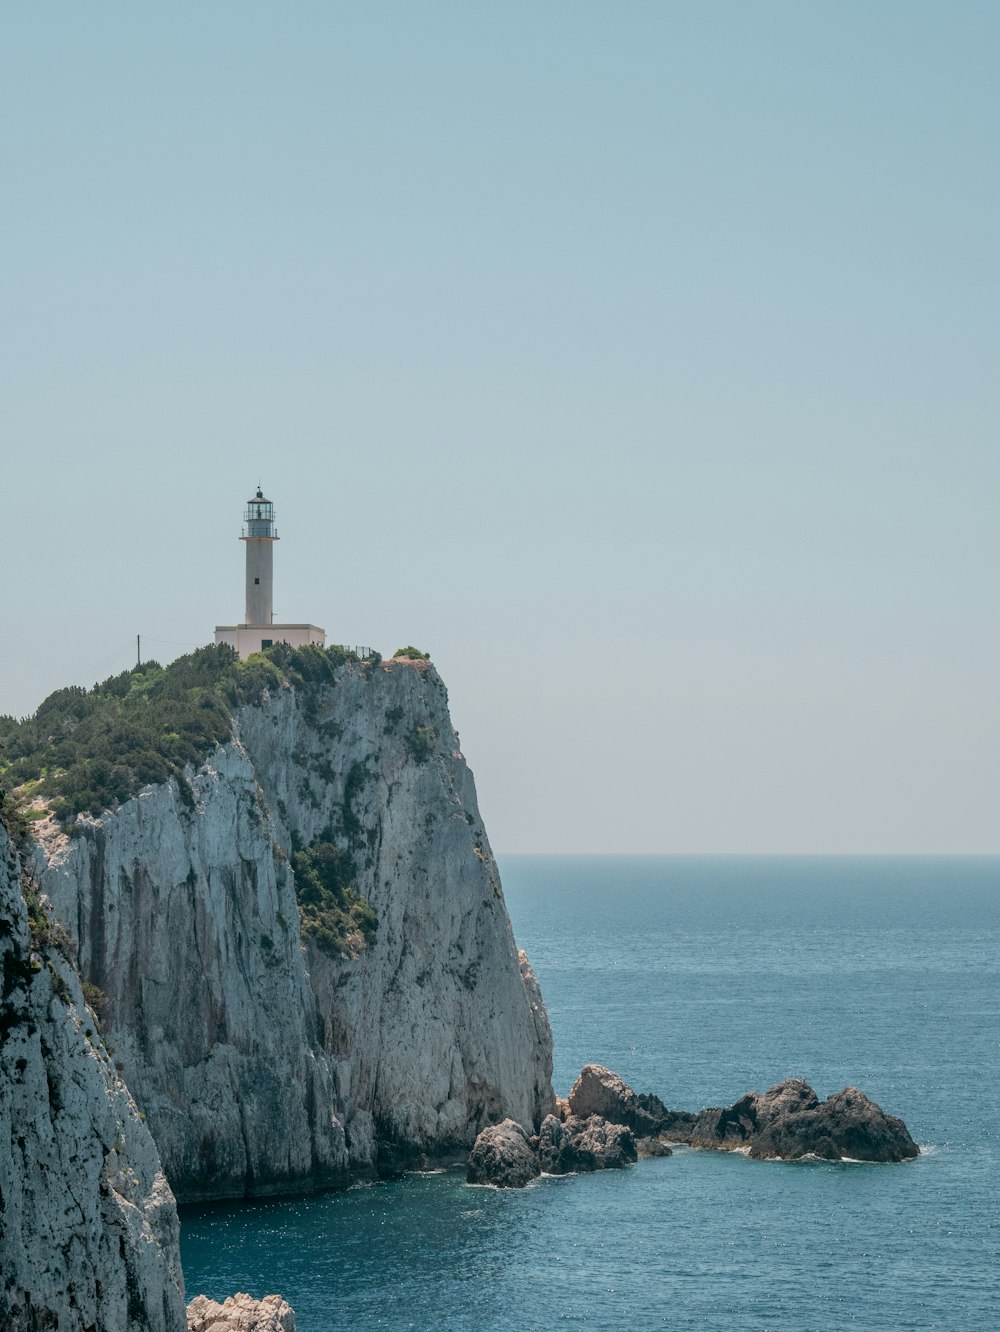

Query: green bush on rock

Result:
[0,642,365,822]
[290,837,377,959]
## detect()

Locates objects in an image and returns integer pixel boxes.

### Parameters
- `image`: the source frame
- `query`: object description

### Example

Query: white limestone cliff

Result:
[0,816,187,1331]
[37,658,554,1201]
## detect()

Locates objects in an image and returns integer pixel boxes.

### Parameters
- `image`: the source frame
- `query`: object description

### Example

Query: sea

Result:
[180,855,1000,1330]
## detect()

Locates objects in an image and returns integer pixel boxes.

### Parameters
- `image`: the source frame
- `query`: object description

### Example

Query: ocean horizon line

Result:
[496,849,1000,860]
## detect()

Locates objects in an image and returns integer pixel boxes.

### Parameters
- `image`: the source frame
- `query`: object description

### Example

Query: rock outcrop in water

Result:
[34,655,554,1201]
[534,1066,918,1169]
[0,812,188,1331]
[687,1078,920,1162]
[466,1109,638,1186]
[466,1118,540,1187]
[568,1064,663,1137]
[186,1291,296,1331]
[466,1070,650,1185]
[563,1064,680,1156]
[537,1113,637,1173]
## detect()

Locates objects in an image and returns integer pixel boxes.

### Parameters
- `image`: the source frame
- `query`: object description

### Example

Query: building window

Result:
[254,577,260,584]
[262,639,273,649]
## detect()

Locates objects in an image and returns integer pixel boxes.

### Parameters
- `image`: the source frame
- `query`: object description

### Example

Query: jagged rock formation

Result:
[537,1113,637,1174]
[466,1118,540,1188]
[465,1070,651,1187]
[565,1064,679,1155]
[187,1292,295,1331]
[466,1110,638,1187]
[558,1066,917,1165]
[0,815,187,1331]
[568,1064,663,1137]
[36,658,554,1201]
[635,1094,697,1143]
[687,1078,920,1162]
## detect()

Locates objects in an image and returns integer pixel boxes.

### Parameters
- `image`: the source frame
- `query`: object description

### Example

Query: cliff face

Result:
[38,659,554,1201]
[0,817,187,1331]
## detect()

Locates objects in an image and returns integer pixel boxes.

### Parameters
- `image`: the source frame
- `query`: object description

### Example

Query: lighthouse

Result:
[243,487,277,625]
[214,487,326,659]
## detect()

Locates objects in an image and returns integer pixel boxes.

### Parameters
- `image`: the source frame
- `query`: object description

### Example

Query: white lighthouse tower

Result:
[214,487,326,659]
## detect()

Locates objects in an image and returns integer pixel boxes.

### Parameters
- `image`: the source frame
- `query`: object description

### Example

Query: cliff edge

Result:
[24,647,554,1201]
[0,807,187,1330]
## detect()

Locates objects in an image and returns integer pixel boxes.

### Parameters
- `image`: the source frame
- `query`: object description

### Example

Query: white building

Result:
[214,487,326,659]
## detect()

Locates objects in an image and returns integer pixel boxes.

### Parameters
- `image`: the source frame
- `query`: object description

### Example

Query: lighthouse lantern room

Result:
[214,487,326,660]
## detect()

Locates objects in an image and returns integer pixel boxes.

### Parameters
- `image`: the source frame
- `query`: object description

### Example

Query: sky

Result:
[3,2,997,852]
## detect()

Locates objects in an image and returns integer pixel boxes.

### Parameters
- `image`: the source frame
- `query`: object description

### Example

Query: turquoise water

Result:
[180,856,1000,1330]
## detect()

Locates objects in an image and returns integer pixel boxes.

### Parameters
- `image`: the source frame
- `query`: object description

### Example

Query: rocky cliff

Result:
[0,811,187,1330]
[35,655,554,1201]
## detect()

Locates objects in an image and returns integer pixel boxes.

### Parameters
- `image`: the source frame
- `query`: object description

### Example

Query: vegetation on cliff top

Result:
[290,836,378,958]
[0,642,366,823]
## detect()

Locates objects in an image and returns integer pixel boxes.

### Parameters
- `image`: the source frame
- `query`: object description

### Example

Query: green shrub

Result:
[81,981,108,1022]
[393,646,429,660]
[49,963,71,1005]
[406,725,437,763]
[0,786,34,855]
[291,836,377,959]
[0,642,361,823]
[24,879,52,952]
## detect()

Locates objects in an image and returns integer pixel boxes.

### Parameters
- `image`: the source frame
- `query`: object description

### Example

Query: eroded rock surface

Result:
[187,1292,296,1332]
[537,1113,637,1173]
[639,1102,698,1142]
[467,1109,639,1186]
[557,1067,917,1166]
[37,659,555,1200]
[568,1064,662,1137]
[689,1079,920,1162]
[0,815,187,1331]
[566,1064,686,1149]
[466,1118,540,1187]
[636,1135,673,1158]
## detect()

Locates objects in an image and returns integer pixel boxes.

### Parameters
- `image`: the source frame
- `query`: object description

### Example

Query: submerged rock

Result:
[537,1113,637,1174]
[187,1293,296,1331]
[689,1078,919,1162]
[636,1135,673,1158]
[466,1118,540,1188]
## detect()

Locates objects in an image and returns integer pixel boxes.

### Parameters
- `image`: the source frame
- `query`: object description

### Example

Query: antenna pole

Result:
[137,634,141,668]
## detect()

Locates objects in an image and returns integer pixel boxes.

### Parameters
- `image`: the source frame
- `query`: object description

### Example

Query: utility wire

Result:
[81,635,200,684]
[79,641,137,681]
[140,636,204,648]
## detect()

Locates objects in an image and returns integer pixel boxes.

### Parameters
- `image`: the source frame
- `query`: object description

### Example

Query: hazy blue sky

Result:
[4,2,997,851]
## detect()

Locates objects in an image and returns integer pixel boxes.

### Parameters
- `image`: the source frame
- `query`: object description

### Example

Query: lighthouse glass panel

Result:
[245,499,274,537]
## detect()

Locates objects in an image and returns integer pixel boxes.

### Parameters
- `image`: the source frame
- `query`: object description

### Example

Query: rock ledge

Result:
[187,1292,296,1332]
